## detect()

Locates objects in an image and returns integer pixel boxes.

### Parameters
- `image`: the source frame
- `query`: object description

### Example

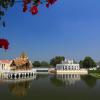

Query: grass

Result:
[89,70,100,79]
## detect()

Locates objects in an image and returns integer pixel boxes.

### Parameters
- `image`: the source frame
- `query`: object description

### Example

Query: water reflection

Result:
[50,75,65,87]
[0,73,98,98]
[81,75,97,88]
[0,73,37,96]
[36,74,48,80]
[8,80,32,96]
[50,74,97,88]
[50,74,81,87]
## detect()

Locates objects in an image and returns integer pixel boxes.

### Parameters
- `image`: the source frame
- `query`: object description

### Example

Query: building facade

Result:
[0,53,33,71]
[56,59,80,71]
[0,60,12,71]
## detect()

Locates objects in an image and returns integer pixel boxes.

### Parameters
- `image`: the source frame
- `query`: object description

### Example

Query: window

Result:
[72,66,73,70]
[68,66,70,70]
[65,66,67,70]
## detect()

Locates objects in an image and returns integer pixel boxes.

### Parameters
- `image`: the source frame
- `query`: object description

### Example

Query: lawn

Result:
[89,70,100,79]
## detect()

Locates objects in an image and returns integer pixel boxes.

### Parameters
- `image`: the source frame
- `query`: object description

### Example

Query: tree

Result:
[80,57,97,68]
[33,61,41,67]
[40,61,50,67]
[79,60,83,68]
[50,56,65,67]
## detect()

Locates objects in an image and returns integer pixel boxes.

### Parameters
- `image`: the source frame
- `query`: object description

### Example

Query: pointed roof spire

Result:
[20,52,28,59]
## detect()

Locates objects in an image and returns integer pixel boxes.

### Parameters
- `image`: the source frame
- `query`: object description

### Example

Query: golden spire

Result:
[20,52,28,59]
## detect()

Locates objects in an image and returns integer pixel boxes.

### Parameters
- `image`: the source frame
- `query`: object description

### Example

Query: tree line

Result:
[32,56,98,68]
[79,57,97,68]
[32,56,65,67]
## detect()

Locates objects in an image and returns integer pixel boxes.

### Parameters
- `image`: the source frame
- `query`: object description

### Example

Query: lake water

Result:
[0,73,100,100]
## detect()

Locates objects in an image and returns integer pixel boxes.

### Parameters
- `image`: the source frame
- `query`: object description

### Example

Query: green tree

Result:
[40,61,50,67]
[80,57,96,68]
[79,60,83,68]
[33,61,41,67]
[50,56,65,67]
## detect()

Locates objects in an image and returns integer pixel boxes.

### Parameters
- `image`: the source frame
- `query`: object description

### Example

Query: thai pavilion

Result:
[0,52,33,71]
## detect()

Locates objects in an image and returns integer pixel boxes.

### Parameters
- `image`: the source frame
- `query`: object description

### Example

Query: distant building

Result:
[0,60,12,71]
[56,59,80,71]
[56,59,88,74]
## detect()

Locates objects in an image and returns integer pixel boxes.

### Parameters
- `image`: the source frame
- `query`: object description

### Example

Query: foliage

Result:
[32,61,41,67]
[0,0,15,27]
[23,0,57,15]
[32,61,50,67]
[79,56,96,68]
[88,70,100,78]
[40,61,50,67]
[79,60,83,68]
[0,0,57,27]
[89,70,100,74]
[0,0,57,50]
[50,56,65,67]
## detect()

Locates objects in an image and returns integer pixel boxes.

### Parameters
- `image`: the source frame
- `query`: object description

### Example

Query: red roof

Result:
[0,60,12,64]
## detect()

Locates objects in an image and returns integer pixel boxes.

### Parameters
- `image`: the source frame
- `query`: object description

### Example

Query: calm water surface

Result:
[0,74,100,100]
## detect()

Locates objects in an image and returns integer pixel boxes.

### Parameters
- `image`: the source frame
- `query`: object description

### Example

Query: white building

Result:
[56,59,80,71]
[56,59,88,74]
[0,60,12,71]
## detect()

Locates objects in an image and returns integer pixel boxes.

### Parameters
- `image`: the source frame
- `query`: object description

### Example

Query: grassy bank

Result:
[89,70,100,79]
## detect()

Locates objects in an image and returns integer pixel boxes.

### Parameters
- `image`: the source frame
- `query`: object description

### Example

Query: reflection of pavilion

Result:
[0,73,37,96]
[8,80,32,96]
[0,73,37,83]
[56,74,81,86]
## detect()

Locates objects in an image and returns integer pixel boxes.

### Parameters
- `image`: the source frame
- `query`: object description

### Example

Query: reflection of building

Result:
[0,73,37,82]
[0,73,37,96]
[56,59,88,74]
[9,80,33,96]
[56,74,81,86]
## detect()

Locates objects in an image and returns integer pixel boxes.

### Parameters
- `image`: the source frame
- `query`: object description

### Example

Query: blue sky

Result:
[0,0,100,61]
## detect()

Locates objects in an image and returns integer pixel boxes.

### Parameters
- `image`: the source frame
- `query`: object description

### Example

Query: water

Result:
[0,73,100,100]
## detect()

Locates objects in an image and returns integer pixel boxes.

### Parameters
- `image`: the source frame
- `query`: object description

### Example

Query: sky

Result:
[0,0,100,61]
